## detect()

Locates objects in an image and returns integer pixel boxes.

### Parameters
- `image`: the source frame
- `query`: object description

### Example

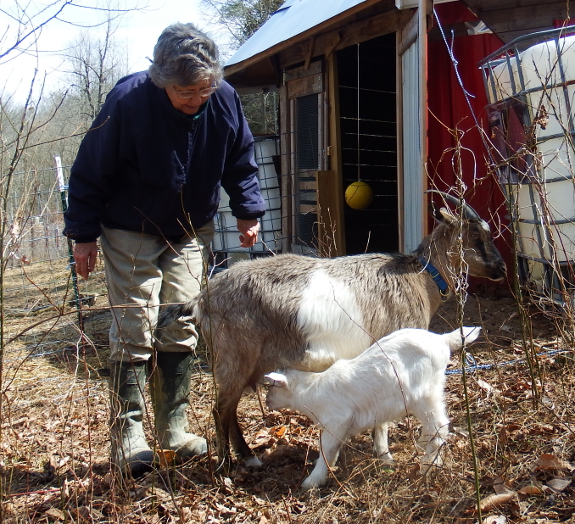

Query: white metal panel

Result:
[226,0,368,67]
[401,40,424,253]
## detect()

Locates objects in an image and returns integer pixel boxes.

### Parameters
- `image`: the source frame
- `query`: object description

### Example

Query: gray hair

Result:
[149,23,223,88]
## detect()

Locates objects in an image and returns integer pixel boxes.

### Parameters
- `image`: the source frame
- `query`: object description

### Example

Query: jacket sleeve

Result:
[220,93,266,221]
[63,95,121,242]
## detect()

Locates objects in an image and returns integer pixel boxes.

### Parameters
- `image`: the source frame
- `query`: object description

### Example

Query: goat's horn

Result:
[425,190,480,220]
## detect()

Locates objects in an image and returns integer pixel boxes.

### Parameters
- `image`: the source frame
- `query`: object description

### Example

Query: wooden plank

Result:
[325,52,346,256]
[287,73,324,99]
[278,9,414,70]
[396,30,405,251]
[279,84,292,253]
[478,3,575,32]
[463,0,575,12]
[304,36,316,70]
[324,32,342,59]
[398,9,419,56]
[317,170,345,257]
[300,180,318,190]
[284,60,322,82]
[419,0,429,239]
[299,204,318,213]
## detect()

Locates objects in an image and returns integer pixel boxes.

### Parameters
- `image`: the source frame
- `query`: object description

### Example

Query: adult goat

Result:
[158,191,506,467]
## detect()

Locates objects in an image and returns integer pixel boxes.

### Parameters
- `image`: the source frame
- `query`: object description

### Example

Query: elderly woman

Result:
[64,23,265,477]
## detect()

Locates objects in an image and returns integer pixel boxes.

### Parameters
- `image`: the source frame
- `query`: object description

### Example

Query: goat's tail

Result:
[444,326,481,351]
[157,301,198,333]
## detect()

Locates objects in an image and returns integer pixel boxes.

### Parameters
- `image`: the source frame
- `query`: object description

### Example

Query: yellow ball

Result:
[345,181,373,210]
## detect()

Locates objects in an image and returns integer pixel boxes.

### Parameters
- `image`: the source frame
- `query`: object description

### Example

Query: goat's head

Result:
[423,191,507,282]
[264,372,294,411]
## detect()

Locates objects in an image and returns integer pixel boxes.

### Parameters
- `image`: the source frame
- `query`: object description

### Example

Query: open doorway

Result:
[337,34,398,255]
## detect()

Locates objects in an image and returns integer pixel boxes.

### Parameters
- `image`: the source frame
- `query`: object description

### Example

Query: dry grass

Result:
[2,262,575,523]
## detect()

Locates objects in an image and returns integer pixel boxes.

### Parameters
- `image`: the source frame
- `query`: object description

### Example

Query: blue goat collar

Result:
[419,257,450,296]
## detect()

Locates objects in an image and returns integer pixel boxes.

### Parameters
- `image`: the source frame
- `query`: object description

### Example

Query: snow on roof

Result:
[225,0,368,67]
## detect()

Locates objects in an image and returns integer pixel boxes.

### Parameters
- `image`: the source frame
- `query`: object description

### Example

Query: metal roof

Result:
[223,0,575,89]
[226,0,575,69]
[225,0,368,67]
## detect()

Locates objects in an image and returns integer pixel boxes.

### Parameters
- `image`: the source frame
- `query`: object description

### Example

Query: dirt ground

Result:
[2,280,575,523]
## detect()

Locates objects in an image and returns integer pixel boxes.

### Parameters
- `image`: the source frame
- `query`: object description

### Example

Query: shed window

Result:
[294,93,320,248]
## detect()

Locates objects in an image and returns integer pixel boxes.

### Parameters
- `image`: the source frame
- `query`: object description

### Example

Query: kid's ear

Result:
[264,372,287,387]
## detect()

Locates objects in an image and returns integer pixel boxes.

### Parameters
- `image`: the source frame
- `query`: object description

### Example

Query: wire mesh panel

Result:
[337,35,398,255]
[212,135,284,268]
[481,28,575,305]
[4,166,106,310]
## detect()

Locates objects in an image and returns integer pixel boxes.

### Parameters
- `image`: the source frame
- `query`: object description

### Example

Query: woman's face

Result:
[165,79,215,115]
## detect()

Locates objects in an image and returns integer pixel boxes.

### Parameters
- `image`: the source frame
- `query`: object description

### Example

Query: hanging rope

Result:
[357,42,361,182]
[344,43,374,210]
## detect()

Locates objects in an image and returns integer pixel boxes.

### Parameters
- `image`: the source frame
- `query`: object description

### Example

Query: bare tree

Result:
[1,1,138,64]
[201,0,282,135]
[0,6,139,497]
[201,0,284,47]
[60,14,130,122]
[1,1,73,64]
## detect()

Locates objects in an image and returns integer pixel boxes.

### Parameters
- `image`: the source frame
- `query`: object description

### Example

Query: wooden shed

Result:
[223,0,575,266]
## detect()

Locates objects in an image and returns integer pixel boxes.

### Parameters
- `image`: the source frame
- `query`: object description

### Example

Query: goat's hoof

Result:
[301,477,325,491]
[421,454,443,470]
[376,452,395,464]
[245,456,263,468]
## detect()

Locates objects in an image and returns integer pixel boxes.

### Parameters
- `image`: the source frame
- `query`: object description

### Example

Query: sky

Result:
[1,0,233,104]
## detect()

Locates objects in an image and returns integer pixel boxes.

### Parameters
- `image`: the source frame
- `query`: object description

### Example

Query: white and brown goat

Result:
[158,192,506,467]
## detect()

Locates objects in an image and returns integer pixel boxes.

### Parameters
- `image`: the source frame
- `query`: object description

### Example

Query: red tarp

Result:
[427,3,513,288]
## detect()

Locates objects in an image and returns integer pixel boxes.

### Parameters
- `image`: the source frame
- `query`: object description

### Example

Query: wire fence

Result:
[2,126,574,524]
[3,138,288,365]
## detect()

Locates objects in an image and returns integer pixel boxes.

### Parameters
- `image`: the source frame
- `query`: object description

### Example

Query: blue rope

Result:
[446,348,572,375]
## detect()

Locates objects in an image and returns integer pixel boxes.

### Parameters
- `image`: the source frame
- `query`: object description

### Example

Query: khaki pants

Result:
[100,222,214,362]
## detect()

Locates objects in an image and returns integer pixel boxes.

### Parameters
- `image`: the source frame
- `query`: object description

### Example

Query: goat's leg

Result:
[214,385,261,469]
[229,408,262,467]
[213,384,245,473]
[212,405,232,473]
[302,426,346,490]
[372,422,394,463]
[415,404,449,466]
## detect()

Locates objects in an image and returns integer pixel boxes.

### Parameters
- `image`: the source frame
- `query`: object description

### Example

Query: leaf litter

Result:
[2,274,575,523]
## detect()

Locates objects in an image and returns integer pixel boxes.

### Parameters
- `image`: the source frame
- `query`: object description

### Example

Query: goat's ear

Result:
[438,207,457,225]
[264,372,287,387]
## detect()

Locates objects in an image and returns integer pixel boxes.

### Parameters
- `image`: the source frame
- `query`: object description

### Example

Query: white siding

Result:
[401,40,424,253]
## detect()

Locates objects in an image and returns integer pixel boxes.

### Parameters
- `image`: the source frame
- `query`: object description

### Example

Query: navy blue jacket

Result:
[64,71,265,242]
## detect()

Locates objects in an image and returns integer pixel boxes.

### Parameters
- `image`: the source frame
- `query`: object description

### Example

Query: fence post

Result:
[55,156,83,329]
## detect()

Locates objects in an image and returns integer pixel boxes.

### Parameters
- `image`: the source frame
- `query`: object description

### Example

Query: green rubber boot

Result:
[151,352,207,462]
[109,361,157,477]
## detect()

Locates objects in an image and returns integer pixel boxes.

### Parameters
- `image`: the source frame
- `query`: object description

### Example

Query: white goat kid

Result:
[265,326,481,490]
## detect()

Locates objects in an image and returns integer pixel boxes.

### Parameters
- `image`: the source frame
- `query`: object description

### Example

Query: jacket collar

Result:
[158,85,210,122]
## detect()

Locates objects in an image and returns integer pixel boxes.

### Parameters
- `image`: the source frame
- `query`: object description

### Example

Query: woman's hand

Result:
[236,219,260,248]
[73,241,98,279]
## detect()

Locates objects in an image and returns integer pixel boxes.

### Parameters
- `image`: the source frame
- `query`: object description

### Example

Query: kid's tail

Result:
[444,326,481,351]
